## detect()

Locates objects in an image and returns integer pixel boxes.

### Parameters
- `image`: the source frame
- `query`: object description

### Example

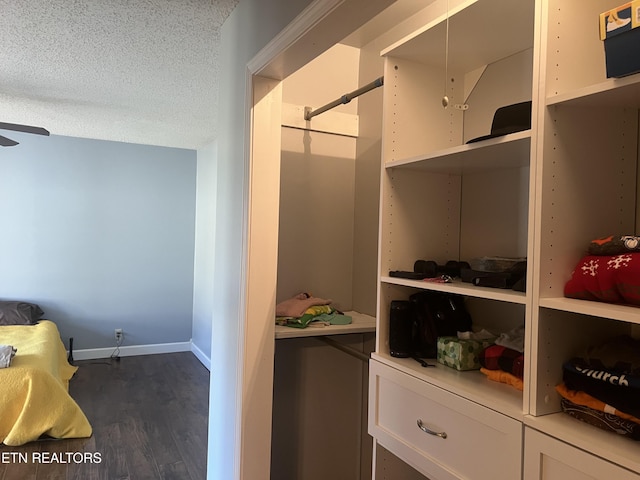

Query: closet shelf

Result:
[275,310,376,339]
[539,297,640,325]
[546,74,640,108]
[385,131,530,174]
[381,276,527,304]
[524,413,640,474]
[382,0,533,73]
[372,352,524,421]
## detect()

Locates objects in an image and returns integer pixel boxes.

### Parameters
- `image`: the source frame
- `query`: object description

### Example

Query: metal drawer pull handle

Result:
[417,419,447,439]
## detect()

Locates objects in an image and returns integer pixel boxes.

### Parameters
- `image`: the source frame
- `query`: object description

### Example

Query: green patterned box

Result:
[437,336,494,371]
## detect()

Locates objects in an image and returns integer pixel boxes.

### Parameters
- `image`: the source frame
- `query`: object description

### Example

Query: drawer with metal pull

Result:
[369,359,523,480]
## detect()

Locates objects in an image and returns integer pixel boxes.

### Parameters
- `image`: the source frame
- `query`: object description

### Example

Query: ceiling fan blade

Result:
[0,122,49,136]
[0,135,19,147]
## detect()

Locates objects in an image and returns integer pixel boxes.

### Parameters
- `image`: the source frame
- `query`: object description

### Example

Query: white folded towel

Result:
[0,345,17,368]
[495,326,526,353]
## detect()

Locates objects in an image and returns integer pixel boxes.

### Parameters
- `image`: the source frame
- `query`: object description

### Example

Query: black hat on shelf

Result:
[467,100,532,143]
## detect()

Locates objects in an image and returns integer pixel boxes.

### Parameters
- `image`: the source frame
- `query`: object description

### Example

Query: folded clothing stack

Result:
[565,234,640,306]
[275,292,352,329]
[558,335,640,440]
[479,326,525,391]
[0,345,17,368]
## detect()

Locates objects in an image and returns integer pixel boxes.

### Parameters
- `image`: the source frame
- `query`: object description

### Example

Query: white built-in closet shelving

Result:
[525,0,640,476]
[373,0,533,412]
[368,0,640,478]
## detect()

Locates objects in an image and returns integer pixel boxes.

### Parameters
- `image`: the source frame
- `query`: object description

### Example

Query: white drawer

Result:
[524,428,640,480]
[369,359,523,480]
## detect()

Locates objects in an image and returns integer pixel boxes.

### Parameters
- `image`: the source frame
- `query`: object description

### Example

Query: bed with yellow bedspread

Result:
[0,320,92,446]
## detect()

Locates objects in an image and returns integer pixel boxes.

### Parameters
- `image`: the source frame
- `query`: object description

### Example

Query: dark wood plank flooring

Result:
[0,352,210,480]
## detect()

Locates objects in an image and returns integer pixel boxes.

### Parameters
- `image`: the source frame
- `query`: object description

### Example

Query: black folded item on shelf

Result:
[389,260,470,280]
[563,358,640,419]
[461,260,527,291]
[414,259,470,278]
[389,270,429,280]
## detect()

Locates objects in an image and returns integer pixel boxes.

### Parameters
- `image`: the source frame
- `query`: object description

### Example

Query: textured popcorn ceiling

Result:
[0,0,238,149]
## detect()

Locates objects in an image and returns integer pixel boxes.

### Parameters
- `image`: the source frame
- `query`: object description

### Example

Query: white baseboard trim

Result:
[190,342,211,371]
[72,341,192,361]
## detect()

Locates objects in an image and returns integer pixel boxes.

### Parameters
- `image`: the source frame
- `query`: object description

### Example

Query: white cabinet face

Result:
[524,428,640,480]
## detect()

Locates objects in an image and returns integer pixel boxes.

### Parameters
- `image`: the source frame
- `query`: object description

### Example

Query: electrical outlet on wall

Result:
[115,328,123,342]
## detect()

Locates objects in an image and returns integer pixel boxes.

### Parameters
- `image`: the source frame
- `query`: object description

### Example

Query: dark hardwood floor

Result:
[0,352,210,480]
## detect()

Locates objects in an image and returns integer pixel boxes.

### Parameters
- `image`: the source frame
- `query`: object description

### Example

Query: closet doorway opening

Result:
[270,41,380,480]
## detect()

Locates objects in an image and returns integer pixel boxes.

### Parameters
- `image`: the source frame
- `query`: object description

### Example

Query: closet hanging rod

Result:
[304,76,384,121]
[316,336,370,363]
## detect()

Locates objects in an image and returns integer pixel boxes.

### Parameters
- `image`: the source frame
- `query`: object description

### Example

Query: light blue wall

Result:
[0,132,196,350]
[192,140,217,368]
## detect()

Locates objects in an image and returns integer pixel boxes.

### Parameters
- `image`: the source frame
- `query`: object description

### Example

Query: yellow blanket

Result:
[0,320,92,446]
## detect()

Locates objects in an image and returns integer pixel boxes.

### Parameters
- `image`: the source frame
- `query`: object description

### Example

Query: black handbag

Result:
[409,291,472,358]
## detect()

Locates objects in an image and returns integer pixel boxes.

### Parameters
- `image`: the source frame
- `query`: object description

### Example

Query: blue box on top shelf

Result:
[600,2,640,77]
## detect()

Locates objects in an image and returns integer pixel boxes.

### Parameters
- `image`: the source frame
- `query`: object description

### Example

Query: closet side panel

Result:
[352,41,385,317]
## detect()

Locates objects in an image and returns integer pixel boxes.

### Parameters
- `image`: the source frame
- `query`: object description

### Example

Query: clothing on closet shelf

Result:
[559,397,640,440]
[583,334,640,373]
[480,367,523,391]
[275,292,352,329]
[480,345,524,379]
[472,325,525,390]
[276,292,331,317]
[494,325,525,353]
[563,358,640,418]
[564,234,640,306]
[558,335,640,440]
[556,383,640,425]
